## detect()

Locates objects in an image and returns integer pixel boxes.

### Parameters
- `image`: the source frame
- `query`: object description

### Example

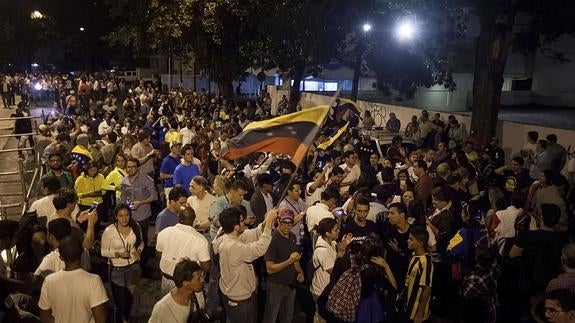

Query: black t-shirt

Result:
[341,219,377,239]
[378,220,410,286]
[264,230,298,286]
[516,230,568,292]
[503,169,532,193]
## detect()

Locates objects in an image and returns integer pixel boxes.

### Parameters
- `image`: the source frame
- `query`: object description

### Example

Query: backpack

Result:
[327,266,363,322]
[305,245,325,284]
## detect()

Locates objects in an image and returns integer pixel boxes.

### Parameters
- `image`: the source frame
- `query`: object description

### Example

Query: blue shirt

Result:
[173,163,200,194]
[160,155,181,188]
[155,208,178,234]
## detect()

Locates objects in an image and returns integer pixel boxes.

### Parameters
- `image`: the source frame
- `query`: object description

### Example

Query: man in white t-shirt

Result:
[38,236,108,323]
[187,176,216,237]
[35,218,92,279]
[149,259,206,323]
[306,187,340,234]
[339,151,361,198]
[156,207,211,294]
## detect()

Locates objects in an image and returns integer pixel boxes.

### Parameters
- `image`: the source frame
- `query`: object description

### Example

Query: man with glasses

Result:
[120,158,158,273]
[41,153,74,191]
[262,209,304,323]
[209,180,255,241]
[543,289,575,323]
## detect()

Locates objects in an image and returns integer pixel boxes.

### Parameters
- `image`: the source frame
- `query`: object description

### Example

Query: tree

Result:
[244,0,378,111]
[105,0,256,96]
[470,0,575,144]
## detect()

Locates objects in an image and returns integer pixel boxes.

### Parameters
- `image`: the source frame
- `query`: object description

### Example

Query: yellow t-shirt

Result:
[104,167,126,199]
[75,173,105,206]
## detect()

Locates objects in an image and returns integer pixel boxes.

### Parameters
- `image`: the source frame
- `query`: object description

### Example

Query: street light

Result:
[79,27,85,32]
[30,10,44,19]
[362,23,373,33]
[395,19,417,41]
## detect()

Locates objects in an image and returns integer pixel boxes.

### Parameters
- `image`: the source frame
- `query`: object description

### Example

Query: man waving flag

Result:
[221,105,330,166]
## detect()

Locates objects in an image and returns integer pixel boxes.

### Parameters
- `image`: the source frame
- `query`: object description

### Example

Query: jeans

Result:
[222,293,257,323]
[262,282,296,323]
[138,217,151,272]
[110,263,139,321]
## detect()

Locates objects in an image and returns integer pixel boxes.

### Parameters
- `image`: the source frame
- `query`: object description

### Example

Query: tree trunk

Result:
[471,0,517,145]
[218,79,234,98]
[289,63,305,113]
[351,46,363,102]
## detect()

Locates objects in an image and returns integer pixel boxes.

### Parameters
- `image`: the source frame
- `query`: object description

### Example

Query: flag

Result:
[334,98,360,123]
[317,122,349,150]
[222,105,330,166]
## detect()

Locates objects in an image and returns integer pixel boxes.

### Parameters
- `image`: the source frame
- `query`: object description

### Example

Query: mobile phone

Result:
[333,208,345,218]
[88,202,98,213]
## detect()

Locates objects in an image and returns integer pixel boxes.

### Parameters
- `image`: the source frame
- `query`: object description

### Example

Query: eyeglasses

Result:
[279,221,294,226]
[545,308,565,315]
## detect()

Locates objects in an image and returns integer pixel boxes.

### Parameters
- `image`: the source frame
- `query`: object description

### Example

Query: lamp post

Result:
[351,23,372,102]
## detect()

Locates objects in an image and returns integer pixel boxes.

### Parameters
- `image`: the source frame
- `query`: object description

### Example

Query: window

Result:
[324,82,338,91]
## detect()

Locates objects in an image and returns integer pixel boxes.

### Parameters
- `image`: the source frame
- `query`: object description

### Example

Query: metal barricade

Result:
[0,114,43,219]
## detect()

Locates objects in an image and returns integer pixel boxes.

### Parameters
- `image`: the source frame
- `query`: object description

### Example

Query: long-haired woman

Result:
[101,204,144,323]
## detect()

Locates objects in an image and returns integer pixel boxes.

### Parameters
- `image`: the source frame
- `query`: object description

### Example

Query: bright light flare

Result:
[31,11,44,19]
[395,20,417,41]
[79,27,85,32]
[362,23,373,33]
[34,83,42,91]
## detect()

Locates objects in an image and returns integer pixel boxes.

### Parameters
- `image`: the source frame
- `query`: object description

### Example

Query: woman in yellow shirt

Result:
[75,160,105,212]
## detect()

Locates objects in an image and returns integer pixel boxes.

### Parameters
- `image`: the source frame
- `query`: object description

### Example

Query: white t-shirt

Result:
[311,236,337,296]
[156,224,210,276]
[339,163,360,195]
[306,203,334,233]
[38,269,108,323]
[305,182,324,207]
[34,249,91,277]
[187,193,217,226]
[149,292,191,323]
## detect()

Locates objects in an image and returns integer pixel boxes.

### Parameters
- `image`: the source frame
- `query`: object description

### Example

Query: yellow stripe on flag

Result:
[317,122,349,150]
[242,105,330,132]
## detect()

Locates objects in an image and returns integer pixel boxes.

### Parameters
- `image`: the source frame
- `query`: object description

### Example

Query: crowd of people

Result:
[0,71,574,323]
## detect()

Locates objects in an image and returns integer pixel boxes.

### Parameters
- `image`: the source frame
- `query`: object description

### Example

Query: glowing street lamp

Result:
[395,19,417,41]
[79,27,85,32]
[362,23,373,33]
[30,10,44,20]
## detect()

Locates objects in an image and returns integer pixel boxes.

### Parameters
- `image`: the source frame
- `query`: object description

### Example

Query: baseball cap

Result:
[38,124,48,131]
[170,141,182,149]
[278,209,295,222]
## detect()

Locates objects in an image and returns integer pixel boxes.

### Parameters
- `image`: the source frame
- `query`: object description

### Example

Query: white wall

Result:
[301,92,574,174]
[413,73,474,112]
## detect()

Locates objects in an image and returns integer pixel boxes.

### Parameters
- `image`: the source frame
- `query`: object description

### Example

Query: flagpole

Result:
[273,88,343,208]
